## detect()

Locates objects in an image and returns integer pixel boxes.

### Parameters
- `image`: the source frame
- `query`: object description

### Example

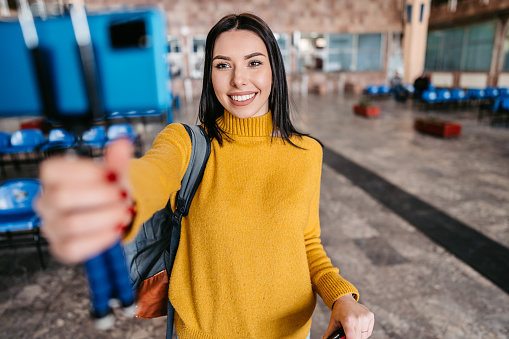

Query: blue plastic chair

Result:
[500,97,509,110]
[364,85,379,95]
[422,90,437,103]
[467,89,486,100]
[437,89,452,102]
[0,178,45,268]
[484,87,499,99]
[106,123,143,157]
[451,88,466,102]
[492,97,502,111]
[2,129,46,154]
[82,126,107,149]
[40,128,76,153]
[0,129,46,171]
[378,84,391,95]
[498,88,509,97]
[0,132,11,155]
[80,126,107,157]
[107,123,137,142]
[0,132,10,148]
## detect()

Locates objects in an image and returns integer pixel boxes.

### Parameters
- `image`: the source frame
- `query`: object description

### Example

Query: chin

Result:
[233,110,267,119]
[229,111,253,119]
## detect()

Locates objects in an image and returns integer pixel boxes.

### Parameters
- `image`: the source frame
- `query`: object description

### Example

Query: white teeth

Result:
[231,93,256,101]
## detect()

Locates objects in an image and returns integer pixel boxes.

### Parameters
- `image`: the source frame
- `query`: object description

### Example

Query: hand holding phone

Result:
[327,327,346,339]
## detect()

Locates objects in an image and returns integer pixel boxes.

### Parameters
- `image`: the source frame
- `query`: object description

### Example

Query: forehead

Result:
[213,30,268,57]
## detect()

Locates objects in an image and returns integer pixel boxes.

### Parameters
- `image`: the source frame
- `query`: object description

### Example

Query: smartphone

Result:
[0,8,169,118]
[327,327,346,339]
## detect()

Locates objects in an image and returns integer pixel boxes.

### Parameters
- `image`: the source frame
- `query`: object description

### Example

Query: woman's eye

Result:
[249,60,262,67]
[215,63,230,69]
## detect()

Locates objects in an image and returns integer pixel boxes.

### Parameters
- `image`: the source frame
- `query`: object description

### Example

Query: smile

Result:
[229,93,256,102]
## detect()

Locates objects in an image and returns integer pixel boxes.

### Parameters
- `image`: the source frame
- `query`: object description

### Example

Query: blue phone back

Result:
[0,8,169,117]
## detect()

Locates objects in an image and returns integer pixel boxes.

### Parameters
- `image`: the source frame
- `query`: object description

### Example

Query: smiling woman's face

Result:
[211,30,272,119]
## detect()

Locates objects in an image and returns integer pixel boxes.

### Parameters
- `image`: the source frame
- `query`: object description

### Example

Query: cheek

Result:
[211,73,227,100]
[256,71,272,96]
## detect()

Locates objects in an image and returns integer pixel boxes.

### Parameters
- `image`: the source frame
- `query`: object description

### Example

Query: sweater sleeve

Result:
[123,124,191,242]
[304,147,359,309]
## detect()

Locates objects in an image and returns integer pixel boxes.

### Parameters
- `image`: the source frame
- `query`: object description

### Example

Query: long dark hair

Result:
[198,13,307,147]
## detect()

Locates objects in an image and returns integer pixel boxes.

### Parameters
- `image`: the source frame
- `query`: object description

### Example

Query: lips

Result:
[228,92,257,106]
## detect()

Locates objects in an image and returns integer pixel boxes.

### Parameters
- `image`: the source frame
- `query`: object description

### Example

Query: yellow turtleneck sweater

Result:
[126,111,359,339]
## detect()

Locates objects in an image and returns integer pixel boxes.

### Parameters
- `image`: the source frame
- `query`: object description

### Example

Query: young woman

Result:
[37,13,374,339]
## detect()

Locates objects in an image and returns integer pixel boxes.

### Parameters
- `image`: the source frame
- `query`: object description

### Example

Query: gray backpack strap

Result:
[165,124,210,339]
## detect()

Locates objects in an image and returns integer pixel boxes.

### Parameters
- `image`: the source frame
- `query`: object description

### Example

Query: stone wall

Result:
[87,0,404,36]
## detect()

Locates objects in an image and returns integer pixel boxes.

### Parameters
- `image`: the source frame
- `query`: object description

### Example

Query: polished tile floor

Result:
[1,94,508,338]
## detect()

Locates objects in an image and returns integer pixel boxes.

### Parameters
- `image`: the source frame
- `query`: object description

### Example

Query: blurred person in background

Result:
[413,72,430,100]
[390,71,408,102]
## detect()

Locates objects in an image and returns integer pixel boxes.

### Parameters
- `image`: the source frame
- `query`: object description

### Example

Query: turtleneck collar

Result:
[217,110,273,137]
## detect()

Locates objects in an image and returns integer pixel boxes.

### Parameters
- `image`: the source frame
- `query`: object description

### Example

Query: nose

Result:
[231,67,248,88]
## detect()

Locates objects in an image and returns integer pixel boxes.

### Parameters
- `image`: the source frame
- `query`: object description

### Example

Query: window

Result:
[425,21,495,72]
[357,34,383,71]
[297,34,326,72]
[441,28,464,70]
[297,33,384,73]
[424,31,442,70]
[420,3,425,22]
[464,22,495,71]
[274,33,291,73]
[327,34,353,71]
[189,36,206,78]
[407,5,412,23]
[168,37,183,78]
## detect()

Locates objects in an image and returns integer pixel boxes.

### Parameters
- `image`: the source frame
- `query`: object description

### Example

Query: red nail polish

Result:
[120,190,128,199]
[106,171,117,182]
[127,205,136,217]
[115,223,127,232]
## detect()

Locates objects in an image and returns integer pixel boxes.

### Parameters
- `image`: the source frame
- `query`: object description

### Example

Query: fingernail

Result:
[120,190,128,199]
[106,171,117,183]
[116,223,129,232]
[127,205,136,217]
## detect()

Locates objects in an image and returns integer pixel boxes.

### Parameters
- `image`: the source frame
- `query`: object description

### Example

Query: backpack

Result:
[122,124,211,339]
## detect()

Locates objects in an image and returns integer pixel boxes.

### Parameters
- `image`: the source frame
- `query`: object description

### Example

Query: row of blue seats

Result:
[0,123,139,156]
[0,178,45,267]
[422,87,509,103]
[364,84,416,95]
[0,123,142,176]
[365,84,509,101]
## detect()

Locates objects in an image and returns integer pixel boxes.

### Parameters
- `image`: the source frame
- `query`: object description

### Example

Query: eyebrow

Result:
[212,52,267,61]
